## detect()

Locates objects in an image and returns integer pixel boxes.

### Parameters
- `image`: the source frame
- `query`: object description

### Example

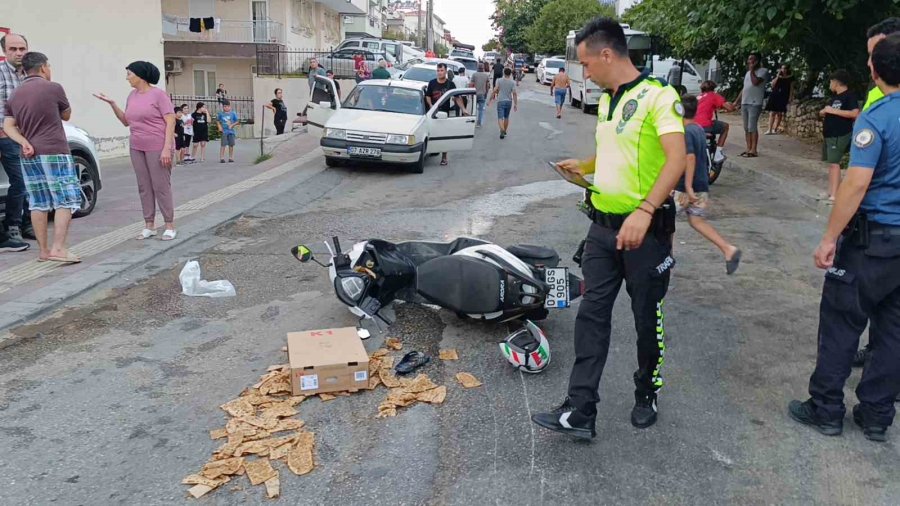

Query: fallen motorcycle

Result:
[292,236,584,326]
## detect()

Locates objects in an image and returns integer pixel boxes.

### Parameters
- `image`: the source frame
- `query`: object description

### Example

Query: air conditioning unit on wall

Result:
[165,58,183,73]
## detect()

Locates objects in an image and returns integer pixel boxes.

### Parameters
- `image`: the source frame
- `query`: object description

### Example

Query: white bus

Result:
[565,26,653,113]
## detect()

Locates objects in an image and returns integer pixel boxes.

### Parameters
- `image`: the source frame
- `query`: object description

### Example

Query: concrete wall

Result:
[4,0,164,159]
[251,75,355,138]
[164,58,255,97]
[283,0,343,49]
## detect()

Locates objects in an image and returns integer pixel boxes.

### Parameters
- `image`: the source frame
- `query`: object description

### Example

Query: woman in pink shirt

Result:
[94,61,178,240]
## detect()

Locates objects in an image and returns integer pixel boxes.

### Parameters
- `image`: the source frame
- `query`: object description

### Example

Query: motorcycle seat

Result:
[507,244,560,268]
[416,256,503,314]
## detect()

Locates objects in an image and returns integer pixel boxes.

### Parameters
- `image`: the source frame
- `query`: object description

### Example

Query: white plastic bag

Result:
[179,260,236,298]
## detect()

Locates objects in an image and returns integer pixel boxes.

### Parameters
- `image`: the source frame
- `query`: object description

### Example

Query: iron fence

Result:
[256,47,390,80]
[169,95,255,124]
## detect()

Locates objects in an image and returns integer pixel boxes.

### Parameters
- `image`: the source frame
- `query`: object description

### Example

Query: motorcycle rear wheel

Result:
[709,161,724,185]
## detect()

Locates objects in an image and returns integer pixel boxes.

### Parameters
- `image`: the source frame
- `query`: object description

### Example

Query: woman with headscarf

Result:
[94,61,178,240]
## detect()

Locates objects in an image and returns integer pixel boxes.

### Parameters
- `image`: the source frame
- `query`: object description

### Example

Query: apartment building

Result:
[344,0,390,39]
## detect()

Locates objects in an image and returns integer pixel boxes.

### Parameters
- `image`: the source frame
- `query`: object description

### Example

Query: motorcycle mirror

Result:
[291,245,331,267]
[292,245,313,263]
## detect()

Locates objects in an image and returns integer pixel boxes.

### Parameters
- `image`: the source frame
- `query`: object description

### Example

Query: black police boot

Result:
[631,391,658,428]
[853,404,887,442]
[531,398,596,440]
[788,399,843,436]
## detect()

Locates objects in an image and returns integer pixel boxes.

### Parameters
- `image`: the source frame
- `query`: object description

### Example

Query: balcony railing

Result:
[162,16,285,44]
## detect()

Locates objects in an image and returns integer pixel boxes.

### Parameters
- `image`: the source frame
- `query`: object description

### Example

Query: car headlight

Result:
[325,128,346,140]
[386,134,415,145]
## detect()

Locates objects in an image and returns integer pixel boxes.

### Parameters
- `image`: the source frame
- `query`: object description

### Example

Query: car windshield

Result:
[454,59,478,72]
[342,85,425,115]
[546,60,564,69]
[401,67,437,82]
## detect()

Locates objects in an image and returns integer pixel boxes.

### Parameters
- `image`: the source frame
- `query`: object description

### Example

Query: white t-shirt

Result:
[742,67,769,106]
[181,113,194,135]
[453,75,469,90]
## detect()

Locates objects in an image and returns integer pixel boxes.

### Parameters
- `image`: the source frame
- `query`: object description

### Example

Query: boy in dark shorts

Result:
[819,69,860,202]
[174,106,186,165]
[190,102,209,162]
[673,95,742,274]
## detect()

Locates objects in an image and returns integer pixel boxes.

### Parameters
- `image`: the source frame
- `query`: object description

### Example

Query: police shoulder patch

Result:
[673,102,685,117]
[622,99,639,121]
[854,128,875,148]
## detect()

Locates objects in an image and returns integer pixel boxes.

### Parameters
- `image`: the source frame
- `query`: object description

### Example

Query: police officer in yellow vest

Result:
[532,18,686,439]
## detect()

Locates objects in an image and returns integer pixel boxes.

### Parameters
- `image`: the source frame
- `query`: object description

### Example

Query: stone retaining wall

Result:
[781,99,827,140]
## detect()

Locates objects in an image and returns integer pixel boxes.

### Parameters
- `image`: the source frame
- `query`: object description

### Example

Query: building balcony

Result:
[162,16,286,45]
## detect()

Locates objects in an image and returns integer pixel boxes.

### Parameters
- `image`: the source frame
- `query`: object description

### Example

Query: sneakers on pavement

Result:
[0,237,30,252]
[7,226,25,243]
[21,225,36,240]
[531,398,596,440]
[853,404,888,442]
[631,392,659,428]
[788,399,843,436]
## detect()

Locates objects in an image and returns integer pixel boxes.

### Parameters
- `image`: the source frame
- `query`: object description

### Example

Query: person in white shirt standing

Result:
[732,52,769,157]
[452,67,470,117]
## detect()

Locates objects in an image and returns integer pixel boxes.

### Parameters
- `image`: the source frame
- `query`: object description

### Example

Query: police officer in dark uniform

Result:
[531,18,686,440]
[789,33,900,443]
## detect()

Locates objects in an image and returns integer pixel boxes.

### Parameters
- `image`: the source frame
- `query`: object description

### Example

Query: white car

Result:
[536,58,565,85]
[306,77,476,174]
[0,122,102,218]
[399,63,458,84]
[419,58,466,75]
[450,56,479,74]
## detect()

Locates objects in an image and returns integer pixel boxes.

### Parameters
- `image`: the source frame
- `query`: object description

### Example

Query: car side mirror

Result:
[435,111,449,119]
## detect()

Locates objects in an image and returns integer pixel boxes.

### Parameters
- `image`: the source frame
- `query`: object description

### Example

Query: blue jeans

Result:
[497,100,512,120]
[476,96,486,126]
[0,136,30,229]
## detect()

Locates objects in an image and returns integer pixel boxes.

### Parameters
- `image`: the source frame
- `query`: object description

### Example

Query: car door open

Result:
[426,89,477,154]
[306,75,341,137]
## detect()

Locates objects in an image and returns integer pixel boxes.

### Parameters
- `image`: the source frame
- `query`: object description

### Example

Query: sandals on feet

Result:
[440,159,448,166]
[162,229,177,241]
[48,254,81,264]
[726,248,742,275]
[137,228,157,240]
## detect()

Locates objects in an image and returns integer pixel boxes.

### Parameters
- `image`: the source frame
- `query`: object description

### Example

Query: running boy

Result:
[674,95,742,274]
[217,100,238,163]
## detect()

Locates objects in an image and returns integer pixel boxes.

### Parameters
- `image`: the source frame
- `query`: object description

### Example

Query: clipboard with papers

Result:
[547,161,600,194]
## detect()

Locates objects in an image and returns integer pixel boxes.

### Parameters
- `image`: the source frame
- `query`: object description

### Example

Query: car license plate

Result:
[544,267,569,308]
[348,146,382,158]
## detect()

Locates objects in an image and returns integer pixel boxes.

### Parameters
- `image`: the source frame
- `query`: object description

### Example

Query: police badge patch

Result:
[673,102,685,117]
[854,128,875,148]
[622,99,639,121]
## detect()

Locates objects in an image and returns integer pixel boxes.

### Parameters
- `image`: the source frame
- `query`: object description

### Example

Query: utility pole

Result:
[417,0,423,48]
[425,0,434,53]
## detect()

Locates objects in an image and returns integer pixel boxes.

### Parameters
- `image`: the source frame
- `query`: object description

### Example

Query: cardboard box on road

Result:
[287,327,369,396]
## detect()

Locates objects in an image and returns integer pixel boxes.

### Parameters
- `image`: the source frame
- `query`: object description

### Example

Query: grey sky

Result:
[435,0,496,55]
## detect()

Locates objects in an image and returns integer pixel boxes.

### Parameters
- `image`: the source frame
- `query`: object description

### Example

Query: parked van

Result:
[336,38,425,64]
[651,56,703,95]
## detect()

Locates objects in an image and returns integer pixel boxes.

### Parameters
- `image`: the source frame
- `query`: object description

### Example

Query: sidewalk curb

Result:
[0,150,327,347]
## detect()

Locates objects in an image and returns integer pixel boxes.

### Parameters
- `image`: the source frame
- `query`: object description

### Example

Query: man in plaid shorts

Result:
[2,52,81,263]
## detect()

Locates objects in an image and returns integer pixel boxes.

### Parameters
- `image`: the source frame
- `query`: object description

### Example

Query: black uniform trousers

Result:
[274,113,287,135]
[568,221,673,416]
[809,231,900,427]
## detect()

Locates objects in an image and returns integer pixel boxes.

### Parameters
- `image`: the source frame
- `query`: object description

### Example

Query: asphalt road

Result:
[1,79,898,505]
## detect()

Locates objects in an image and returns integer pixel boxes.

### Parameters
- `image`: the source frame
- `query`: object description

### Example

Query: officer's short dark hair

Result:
[504,67,512,77]
[829,69,852,86]
[681,94,698,120]
[436,63,447,70]
[867,17,900,39]
[21,52,48,74]
[872,33,900,86]
[575,17,628,56]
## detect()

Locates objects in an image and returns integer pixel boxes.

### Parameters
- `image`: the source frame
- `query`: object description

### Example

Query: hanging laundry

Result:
[203,17,215,31]
[189,18,202,33]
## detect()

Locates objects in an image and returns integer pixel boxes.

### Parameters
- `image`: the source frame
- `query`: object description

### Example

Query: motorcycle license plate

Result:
[348,146,382,158]
[544,268,570,308]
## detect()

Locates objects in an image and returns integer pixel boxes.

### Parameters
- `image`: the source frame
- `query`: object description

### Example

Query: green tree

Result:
[624,0,900,97]
[491,0,552,53]
[482,38,502,52]
[526,0,616,55]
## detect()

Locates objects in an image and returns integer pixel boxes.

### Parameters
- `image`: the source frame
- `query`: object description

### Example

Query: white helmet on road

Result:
[499,320,550,373]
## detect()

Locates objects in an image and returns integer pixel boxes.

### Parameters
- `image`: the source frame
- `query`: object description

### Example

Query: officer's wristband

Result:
[641,199,658,210]
[635,206,654,218]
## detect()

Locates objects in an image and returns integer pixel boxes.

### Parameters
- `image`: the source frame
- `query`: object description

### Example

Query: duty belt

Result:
[588,209,628,229]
